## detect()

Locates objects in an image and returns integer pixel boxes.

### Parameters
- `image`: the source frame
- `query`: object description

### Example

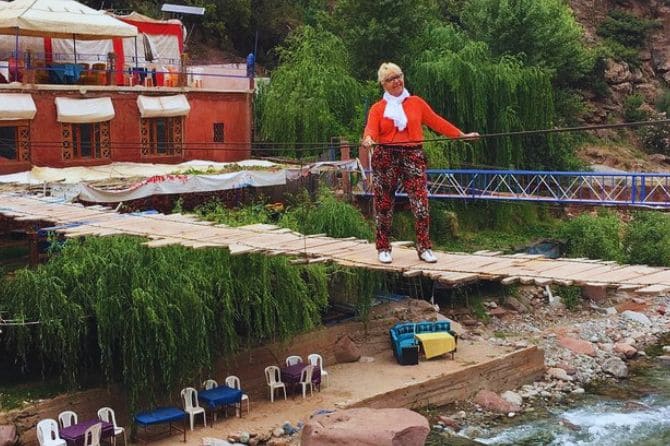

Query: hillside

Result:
[569,0,670,171]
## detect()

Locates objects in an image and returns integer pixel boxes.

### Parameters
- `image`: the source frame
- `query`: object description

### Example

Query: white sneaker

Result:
[378,250,393,263]
[419,249,437,263]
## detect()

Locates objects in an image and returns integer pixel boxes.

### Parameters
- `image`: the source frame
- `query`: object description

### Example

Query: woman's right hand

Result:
[362,135,375,148]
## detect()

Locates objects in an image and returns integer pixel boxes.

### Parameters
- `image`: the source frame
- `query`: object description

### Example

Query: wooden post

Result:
[340,140,351,195]
[179,53,188,87]
[107,52,116,86]
[27,227,39,266]
[24,49,33,84]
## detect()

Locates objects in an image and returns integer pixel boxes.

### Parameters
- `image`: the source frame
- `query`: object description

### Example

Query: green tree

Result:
[255,26,364,157]
[460,0,593,85]
[324,0,441,80]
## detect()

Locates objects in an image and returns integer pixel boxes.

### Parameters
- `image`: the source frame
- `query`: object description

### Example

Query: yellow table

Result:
[415,332,456,359]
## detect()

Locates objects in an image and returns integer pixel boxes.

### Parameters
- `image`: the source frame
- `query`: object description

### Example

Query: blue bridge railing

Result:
[355,169,670,207]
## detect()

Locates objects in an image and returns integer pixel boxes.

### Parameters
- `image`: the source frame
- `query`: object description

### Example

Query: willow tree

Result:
[0,236,330,413]
[408,25,563,170]
[256,25,364,158]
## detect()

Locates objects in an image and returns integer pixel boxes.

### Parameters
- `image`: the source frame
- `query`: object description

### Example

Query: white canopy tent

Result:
[0,0,137,39]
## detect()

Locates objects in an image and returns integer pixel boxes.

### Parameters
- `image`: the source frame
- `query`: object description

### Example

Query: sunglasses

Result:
[383,73,404,83]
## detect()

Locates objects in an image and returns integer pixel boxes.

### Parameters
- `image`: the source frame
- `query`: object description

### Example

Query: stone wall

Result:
[349,346,546,410]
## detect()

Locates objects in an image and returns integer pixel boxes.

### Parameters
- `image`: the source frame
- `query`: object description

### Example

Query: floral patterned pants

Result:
[372,145,431,252]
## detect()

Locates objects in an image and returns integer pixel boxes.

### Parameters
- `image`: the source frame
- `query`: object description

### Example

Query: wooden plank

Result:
[635,284,670,295]
[618,269,670,286]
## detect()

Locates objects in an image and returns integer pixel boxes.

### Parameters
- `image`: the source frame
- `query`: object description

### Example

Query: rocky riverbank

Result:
[430,285,670,443]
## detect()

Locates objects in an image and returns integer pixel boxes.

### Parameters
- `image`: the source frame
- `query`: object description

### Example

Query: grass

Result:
[0,381,67,411]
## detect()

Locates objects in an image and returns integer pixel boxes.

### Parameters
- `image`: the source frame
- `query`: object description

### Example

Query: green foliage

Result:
[460,0,594,86]
[623,94,650,122]
[639,114,670,155]
[656,89,670,115]
[556,285,582,310]
[256,26,363,157]
[278,188,374,240]
[624,212,670,266]
[409,25,571,170]
[324,0,441,79]
[0,236,330,413]
[195,199,273,226]
[597,10,659,48]
[559,211,622,261]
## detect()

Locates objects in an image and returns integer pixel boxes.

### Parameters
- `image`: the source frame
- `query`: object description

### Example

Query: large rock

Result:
[602,357,628,378]
[333,335,361,363]
[605,59,631,84]
[621,310,652,326]
[474,390,521,414]
[301,408,429,446]
[558,335,597,357]
[0,425,17,446]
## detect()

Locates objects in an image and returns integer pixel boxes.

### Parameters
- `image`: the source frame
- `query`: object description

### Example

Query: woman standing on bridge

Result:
[362,62,479,264]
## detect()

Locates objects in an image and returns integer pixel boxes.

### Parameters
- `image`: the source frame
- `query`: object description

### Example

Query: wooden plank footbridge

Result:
[3,192,670,296]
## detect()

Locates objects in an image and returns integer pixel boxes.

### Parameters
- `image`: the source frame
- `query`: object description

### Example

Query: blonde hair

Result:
[377,62,402,84]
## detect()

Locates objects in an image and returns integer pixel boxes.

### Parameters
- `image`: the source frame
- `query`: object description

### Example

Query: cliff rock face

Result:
[570,0,670,120]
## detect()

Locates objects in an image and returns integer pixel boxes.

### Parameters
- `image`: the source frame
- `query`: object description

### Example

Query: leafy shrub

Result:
[597,10,659,48]
[639,113,670,155]
[556,285,582,310]
[279,187,374,240]
[623,94,650,122]
[559,211,622,261]
[624,212,670,266]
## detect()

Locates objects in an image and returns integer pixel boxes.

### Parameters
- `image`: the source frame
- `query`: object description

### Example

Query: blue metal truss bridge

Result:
[355,169,670,208]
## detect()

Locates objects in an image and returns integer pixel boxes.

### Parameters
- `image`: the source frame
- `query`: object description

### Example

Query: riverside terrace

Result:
[5,298,545,446]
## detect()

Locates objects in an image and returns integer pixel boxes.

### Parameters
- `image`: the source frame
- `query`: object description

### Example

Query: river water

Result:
[434,357,670,446]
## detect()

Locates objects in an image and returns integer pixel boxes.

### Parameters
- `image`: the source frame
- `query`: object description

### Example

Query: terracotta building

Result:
[0,7,253,176]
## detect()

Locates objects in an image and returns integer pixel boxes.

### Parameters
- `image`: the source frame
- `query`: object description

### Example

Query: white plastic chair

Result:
[180,387,207,431]
[83,422,102,446]
[264,366,286,403]
[57,410,78,429]
[36,419,66,446]
[202,379,218,390]
[299,365,315,398]
[285,355,303,366]
[97,407,126,446]
[225,375,250,415]
[307,353,329,387]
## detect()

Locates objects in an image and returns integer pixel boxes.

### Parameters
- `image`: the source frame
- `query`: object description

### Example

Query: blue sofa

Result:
[389,320,458,365]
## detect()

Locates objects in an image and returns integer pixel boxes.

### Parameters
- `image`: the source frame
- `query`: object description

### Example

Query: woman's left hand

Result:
[460,132,480,141]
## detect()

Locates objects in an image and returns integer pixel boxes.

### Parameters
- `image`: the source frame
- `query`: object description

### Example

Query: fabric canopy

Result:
[55,97,114,123]
[137,94,190,118]
[0,0,138,39]
[0,93,36,120]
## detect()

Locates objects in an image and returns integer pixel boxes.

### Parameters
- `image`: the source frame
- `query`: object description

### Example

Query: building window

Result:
[0,123,30,162]
[141,117,184,157]
[213,122,224,143]
[61,122,111,160]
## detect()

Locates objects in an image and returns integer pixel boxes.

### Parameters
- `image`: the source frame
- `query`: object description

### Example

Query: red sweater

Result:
[364,96,462,145]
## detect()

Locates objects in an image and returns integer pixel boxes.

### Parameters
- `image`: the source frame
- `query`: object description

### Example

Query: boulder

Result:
[614,343,637,359]
[621,310,652,326]
[605,59,631,84]
[558,335,597,357]
[501,391,523,407]
[547,367,574,382]
[602,357,629,378]
[474,390,521,414]
[301,408,429,446]
[333,335,361,363]
[0,425,17,446]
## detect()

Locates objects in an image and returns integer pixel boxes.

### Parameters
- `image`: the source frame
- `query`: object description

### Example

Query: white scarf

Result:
[383,88,410,131]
